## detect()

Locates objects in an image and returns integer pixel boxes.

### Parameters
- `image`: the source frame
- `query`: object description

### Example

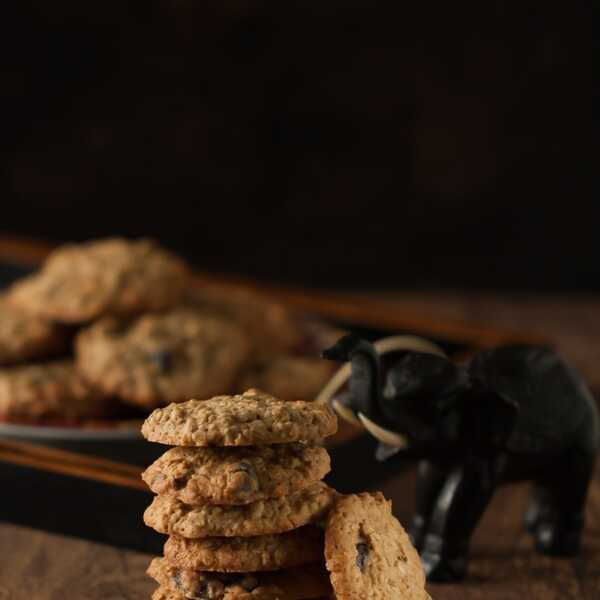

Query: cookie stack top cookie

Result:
[141,390,431,599]
[141,388,338,447]
[142,389,339,600]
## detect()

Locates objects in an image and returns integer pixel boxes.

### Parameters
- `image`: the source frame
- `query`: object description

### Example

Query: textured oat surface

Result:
[141,389,338,446]
[142,443,330,505]
[76,309,249,408]
[0,298,67,365]
[163,526,324,572]
[144,482,336,538]
[0,360,110,421]
[148,558,331,600]
[237,356,333,401]
[325,492,428,600]
[8,238,188,323]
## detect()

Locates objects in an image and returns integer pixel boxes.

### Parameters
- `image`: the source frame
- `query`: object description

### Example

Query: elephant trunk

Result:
[348,339,384,420]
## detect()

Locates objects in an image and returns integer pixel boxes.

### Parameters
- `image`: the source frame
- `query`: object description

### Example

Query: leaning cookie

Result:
[142,443,330,505]
[163,527,324,572]
[141,389,338,447]
[325,492,430,600]
[148,558,332,600]
[144,482,336,538]
[237,356,334,401]
[0,298,68,365]
[9,238,188,323]
[76,309,249,409]
[0,360,110,422]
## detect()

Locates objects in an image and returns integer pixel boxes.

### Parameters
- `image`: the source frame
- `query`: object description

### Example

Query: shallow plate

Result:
[0,420,143,441]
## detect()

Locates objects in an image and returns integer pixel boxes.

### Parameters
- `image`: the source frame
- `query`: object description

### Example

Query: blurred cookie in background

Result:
[190,286,305,355]
[75,309,250,409]
[0,360,112,423]
[237,355,334,401]
[0,297,68,365]
[8,238,188,323]
[0,236,339,427]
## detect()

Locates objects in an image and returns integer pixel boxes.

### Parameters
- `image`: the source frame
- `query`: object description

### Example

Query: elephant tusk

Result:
[375,442,403,462]
[332,398,363,428]
[374,335,447,358]
[358,413,409,448]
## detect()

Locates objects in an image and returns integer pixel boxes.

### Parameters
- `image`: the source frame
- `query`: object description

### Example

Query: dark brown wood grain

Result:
[0,522,154,600]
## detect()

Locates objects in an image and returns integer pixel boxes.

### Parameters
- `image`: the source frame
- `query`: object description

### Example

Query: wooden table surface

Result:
[1,291,599,600]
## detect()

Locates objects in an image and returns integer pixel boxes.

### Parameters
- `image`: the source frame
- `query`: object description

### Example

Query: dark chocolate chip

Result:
[356,541,370,571]
[234,462,253,474]
[147,349,173,373]
[173,571,183,589]
[239,576,259,592]
[172,476,187,490]
[233,462,258,494]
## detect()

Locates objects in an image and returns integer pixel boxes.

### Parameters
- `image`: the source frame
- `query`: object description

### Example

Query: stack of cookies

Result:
[141,389,431,600]
[0,237,334,425]
[141,388,339,600]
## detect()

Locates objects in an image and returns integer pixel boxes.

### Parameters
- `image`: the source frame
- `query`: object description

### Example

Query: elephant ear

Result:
[470,386,520,451]
[437,386,519,452]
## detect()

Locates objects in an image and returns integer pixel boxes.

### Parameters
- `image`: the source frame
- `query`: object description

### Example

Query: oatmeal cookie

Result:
[148,559,331,600]
[163,527,323,572]
[0,298,67,365]
[237,356,333,401]
[191,286,304,355]
[324,492,429,600]
[144,482,336,538]
[9,238,188,323]
[76,309,249,408]
[141,389,337,446]
[142,443,330,505]
[0,360,109,421]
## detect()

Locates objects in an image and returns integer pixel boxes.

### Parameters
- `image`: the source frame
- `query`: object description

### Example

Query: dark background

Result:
[1,2,592,290]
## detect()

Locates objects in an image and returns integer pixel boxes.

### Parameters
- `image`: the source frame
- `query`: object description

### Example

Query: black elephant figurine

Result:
[322,335,599,582]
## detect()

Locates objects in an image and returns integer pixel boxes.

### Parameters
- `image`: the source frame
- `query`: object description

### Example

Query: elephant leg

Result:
[420,459,498,582]
[534,449,595,556]
[524,483,556,534]
[409,460,451,552]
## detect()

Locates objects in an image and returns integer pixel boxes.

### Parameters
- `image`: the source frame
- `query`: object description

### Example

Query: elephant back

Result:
[469,345,598,452]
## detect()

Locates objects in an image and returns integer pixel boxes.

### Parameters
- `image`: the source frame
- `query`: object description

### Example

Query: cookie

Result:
[144,482,336,538]
[148,559,331,600]
[141,389,338,447]
[153,587,182,600]
[324,492,429,600]
[237,356,333,401]
[142,443,330,505]
[76,309,249,408]
[151,588,332,600]
[8,238,188,323]
[0,360,110,421]
[163,526,324,572]
[191,286,303,355]
[0,298,67,365]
